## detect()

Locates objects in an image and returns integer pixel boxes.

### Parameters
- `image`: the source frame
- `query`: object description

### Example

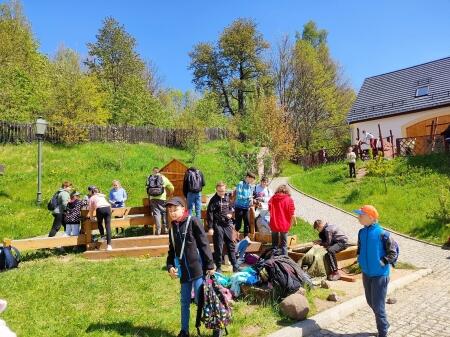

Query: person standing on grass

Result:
[109,180,127,208]
[268,184,295,255]
[354,205,398,337]
[48,181,72,237]
[313,219,348,281]
[207,181,239,274]
[234,172,256,238]
[64,191,86,236]
[146,167,174,235]
[183,167,205,222]
[87,187,112,251]
[347,146,357,178]
[166,197,215,337]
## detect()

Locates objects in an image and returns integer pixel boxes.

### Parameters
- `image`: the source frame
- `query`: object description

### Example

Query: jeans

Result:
[96,206,112,245]
[180,276,203,333]
[187,192,202,222]
[150,199,167,234]
[49,213,65,237]
[272,232,288,255]
[65,224,80,236]
[213,224,237,269]
[362,273,390,337]
[234,207,250,237]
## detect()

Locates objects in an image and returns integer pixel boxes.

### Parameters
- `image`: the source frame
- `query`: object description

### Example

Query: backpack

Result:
[196,275,232,337]
[0,246,20,272]
[146,174,164,196]
[187,169,203,193]
[381,231,400,267]
[47,191,61,211]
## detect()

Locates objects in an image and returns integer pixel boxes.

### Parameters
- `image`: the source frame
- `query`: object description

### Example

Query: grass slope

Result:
[290,154,450,243]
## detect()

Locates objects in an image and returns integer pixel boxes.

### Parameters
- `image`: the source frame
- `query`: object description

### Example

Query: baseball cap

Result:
[165,196,186,208]
[71,191,81,197]
[87,185,96,192]
[353,205,379,219]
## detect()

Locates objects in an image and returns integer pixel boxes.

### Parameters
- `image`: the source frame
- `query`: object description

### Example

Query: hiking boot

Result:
[327,271,341,281]
[177,330,189,337]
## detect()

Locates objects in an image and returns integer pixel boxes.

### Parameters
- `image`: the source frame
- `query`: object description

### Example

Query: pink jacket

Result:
[268,193,295,232]
[88,193,110,216]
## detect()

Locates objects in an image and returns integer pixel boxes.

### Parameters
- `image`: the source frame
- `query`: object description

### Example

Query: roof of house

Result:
[348,56,450,124]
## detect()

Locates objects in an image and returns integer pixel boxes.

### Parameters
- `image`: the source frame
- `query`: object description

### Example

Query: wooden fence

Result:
[0,121,227,147]
[396,135,447,156]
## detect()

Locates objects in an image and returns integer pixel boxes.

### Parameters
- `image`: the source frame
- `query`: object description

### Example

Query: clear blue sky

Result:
[19,0,450,92]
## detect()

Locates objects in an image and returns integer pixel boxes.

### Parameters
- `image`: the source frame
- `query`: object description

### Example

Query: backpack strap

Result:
[170,216,192,260]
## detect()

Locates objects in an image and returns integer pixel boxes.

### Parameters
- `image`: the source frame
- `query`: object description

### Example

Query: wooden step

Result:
[83,245,169,260]
[96,235,169,249]
[4,235,87,251]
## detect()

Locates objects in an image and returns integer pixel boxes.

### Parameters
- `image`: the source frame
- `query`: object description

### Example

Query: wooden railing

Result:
[396,135,447,156]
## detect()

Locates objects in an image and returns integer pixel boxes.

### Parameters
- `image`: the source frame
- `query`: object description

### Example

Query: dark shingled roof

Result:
[348,57,450,124]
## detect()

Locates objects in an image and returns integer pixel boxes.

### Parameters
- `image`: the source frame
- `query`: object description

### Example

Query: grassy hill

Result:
[290,153,450,244]
[0,141,239,240]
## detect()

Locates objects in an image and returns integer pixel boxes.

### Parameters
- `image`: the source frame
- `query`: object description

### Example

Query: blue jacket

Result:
[357,223,390,277]
[234,181,254,209]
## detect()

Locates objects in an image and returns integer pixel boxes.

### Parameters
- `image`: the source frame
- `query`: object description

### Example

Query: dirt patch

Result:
[240,325,262,336]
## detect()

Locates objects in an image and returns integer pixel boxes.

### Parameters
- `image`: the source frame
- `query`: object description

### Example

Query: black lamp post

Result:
[35,117,48,206]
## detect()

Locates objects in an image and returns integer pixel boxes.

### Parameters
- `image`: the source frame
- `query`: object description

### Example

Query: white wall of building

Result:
[349,105,450,143]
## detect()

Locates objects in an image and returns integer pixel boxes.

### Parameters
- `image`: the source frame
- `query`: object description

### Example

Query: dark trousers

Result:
[96,206,112,245]
[213,224,237,269]
[234,207,250,237]
[326,242,347,272]
[272,232,288,255]
[348,162,356,178]
[362,273,390,337]
[49,213,65,237]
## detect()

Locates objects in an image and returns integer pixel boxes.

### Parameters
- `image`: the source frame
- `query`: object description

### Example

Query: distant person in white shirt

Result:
[347,146,357,178]
[362,130,377,151]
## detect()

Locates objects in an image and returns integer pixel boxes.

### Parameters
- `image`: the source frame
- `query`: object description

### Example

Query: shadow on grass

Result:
[0,190,11,198]
[406,153,450,176]
[408,218,446,244]
[86,321,176,337]
[21,246,85,262]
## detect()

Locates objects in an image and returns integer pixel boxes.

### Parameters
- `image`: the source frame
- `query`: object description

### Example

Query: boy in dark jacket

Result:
[182,167,205,222]
[313,219,348,281]
[207,181,239,273]
[354,205,398,337]
[166,197,214,337]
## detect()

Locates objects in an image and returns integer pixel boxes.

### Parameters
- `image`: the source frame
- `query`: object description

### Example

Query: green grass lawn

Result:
[0,141,238,240]
[290,153,450,244]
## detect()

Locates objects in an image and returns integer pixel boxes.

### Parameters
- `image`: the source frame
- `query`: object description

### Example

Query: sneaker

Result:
[177,330,190,337]
[327,271,341,281]
[106,245,112,251]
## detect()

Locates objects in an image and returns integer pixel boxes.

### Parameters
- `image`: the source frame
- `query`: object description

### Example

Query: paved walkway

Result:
[270,177,450,337]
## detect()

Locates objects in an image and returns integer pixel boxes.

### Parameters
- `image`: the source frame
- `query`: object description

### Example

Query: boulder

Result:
[320,280,330,289]
[280,293,309,321]
[326,292,339,302]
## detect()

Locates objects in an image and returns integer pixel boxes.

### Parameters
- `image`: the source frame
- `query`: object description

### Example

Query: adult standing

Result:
[88,187,112,251]
[48,181,72,237]
[234,172,256,238]
[268,184,295,255]
[182,166,205,222]
[146,167,174,235]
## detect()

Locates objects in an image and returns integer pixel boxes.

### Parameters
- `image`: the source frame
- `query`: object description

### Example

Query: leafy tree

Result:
[189,18,270,116]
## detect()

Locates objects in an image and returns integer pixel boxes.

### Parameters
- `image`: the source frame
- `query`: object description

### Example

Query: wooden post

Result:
[378,124,385,157]
[249,207,256,238]
[390,130,395,158]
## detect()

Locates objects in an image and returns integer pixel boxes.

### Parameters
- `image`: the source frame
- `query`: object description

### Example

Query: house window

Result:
[415,85,429,97]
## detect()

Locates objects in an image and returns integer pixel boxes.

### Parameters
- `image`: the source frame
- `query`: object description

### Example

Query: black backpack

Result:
[0,246,20,272]
[146,174,164,196]
[187,169,203,193]
[47,191,60,211]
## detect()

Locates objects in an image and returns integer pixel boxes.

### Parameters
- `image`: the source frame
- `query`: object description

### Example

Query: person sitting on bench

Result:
[313,219,348,281]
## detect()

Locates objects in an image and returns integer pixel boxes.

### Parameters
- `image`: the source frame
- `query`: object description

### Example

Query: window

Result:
[415,85,429,97]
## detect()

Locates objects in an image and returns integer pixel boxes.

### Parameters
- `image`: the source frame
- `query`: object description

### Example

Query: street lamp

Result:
[35,117,48,206]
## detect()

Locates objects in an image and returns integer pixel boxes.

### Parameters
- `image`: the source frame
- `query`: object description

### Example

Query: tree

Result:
[189,18,270,116]
[0,0,51,122]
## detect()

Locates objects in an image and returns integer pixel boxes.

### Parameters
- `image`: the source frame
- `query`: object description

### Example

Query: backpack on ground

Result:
[47,191,60,211]
[146,174,164,197]
[196,275,232,337]
[187,169,203,193]
[381,231,400,267]
[0,246,20,272]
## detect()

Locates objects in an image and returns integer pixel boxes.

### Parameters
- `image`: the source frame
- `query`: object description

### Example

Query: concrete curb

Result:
[286,181,443,248]
[267,268,433,337]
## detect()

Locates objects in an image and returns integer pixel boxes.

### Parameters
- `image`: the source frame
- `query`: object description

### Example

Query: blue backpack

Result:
[381,231,399,267]
[0,246,21,271]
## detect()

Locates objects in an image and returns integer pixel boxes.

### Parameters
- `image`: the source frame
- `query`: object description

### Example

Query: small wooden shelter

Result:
[160,159,188,198]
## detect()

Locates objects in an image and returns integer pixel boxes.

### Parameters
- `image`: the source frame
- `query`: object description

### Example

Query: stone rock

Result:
[327,292,339,302]
[386,297,397,304]
[280,293,309,321]
[320,280,330,289]
[296,287,306,296]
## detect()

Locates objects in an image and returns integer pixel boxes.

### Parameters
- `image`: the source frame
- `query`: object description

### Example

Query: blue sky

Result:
[19,0,450,93]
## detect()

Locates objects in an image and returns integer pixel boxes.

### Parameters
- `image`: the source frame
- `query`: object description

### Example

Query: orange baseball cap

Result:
[353,205,379,219]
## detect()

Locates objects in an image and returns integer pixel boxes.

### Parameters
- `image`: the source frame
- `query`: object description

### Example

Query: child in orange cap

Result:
[354,205,398,337]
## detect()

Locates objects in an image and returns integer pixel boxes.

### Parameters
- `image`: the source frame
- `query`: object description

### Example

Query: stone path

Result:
[270,177,450,337]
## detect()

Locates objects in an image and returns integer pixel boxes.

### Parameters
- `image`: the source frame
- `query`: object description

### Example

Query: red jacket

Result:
[268,193,295,232]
